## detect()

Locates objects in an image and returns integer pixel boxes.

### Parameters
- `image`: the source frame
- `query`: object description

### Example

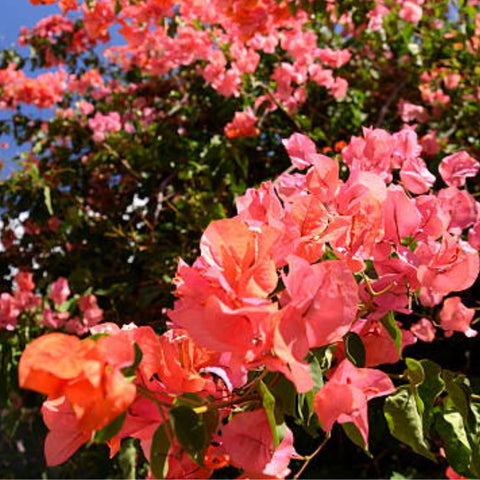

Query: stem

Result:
[193,394,260,414]
[257,82,306,133]
[136,385,173,409]
[244,369,269,397]
[375,79,406,128]
[273,164,296,183]
[136,385,175,443]
[471,316,480,325]
[361,273,396,297]
[293,433,331,479]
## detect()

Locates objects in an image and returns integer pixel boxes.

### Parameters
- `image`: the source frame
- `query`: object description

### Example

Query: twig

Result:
[361,273,396,297]
[257,81,306,133]
[375,80,407,128]
[293,432,331,479]
[193,394,260,414]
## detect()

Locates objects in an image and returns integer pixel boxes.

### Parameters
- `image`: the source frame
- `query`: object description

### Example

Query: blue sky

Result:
[0,0,58,50]
[0,1,58,178]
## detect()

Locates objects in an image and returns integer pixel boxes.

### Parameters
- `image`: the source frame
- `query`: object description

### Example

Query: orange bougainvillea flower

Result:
[30,0,57,4]
[157,328,219,394]
[19,332,137,433]
[18,333,96,398]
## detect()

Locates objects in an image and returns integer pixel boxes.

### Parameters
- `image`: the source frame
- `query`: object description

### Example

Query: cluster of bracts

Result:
[18,126,479,478]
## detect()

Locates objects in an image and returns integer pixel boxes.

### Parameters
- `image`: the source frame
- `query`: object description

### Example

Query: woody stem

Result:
[293,432,331,479]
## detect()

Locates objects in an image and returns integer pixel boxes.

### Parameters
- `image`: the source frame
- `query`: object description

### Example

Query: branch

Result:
[375,79,407,128]
[293,432,331,479]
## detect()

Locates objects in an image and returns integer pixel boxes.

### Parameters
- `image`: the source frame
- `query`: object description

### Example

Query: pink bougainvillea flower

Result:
[265,305,314,393]
[314,360,395,445]
[330,77,348,99]
[49,277,71,306]
[282,133,318,170]
[305,153,340,201]
[399,1,423,23]
[342,127,395,181]
[42,306,69,330]
[42,397,91,466]
[317,48,351,68]
[443,73,461,90]
[222,409,296,478]
[331,171,386,266]
[281,255,359,348]
[383,185,421,245]
[165,441,213,479]
[400,156,435,194]
[415,195,450,240]
[199,217,279,298]
[439,151,480,187]
[439,296,477,337]
[168,217,283,366]
[419,130,440,156]
[236,181,287,239]
[398,99,428,123]
[88,111,122,142]
[78,294,104,326]
[351,319,416,367]
[0,293,21,331]
[416,235,479,300]
[410,318,436,342]
[468,219,480,250]
[392,125,422,165]
[15,272,35,292]
[445,466,469,479]
[360,255,419,319]
[224,108,260,139]
[437,187,477,233]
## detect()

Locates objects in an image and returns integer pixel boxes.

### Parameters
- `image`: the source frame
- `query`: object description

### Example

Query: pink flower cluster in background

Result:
[0,273,103,335]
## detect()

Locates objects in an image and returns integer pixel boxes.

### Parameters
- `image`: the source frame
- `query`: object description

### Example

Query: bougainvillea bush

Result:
[1,0,480,478]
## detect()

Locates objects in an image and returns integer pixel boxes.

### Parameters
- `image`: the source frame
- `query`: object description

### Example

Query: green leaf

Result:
[443,371,473,423]
[468,404,480,478]
[342,422,372,457]
[384,386,436,461]
[93,412,126,444]
[259,380,279,448]
[390,472,411,479]
[418,360,445,405]
[417,359,445,430]
[118,438,137,480]
[309,353,324,391]
[150,424,170,480]
[313,345,336,372]
[296,353,325,426]
[203,409,219,443]
[121,343,143,378]
[169,406,206,463]
[435,411,472,477]
[268,374,296,418]
[344,332,366,368]
[405,358,425,386]
[380,312,402,356]
[44,185,53,215]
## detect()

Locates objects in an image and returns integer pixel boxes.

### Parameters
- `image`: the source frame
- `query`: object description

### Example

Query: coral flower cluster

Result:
[18,126,480,478]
